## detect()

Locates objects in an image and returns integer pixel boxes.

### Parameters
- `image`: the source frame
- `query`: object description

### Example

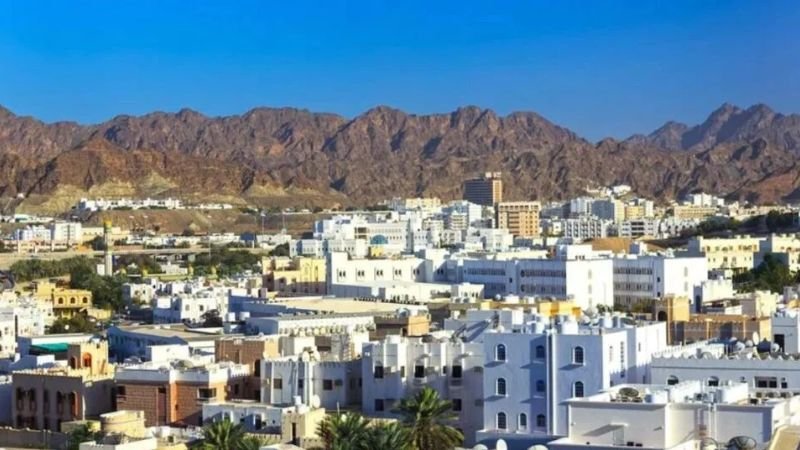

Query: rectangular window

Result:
[323,379,334,391]
[198,388,217,400]
[414,365,425,378]
[452,365,463,378]
[273,378,283,390]
[452,398,462,411]
[117,386,126,396]
[375,399,385,411]
[374,366,384,379]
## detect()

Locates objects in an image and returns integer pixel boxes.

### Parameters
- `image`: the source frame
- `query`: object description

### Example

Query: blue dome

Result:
[370,234,389,245]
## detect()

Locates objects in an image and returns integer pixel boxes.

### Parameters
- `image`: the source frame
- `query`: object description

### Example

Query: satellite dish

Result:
[473,445,488,450]
[528,446,549,450]
[495,439,508,450]
[309,395,321,409]
[727,436,756,450]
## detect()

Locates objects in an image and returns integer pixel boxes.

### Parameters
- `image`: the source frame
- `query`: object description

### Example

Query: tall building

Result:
[496,201,541,237]
[463,172,503,207]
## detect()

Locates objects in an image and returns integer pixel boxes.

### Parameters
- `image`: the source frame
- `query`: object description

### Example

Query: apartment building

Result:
[361,334,485,444]
[549,381,797,450]
[474,315,667,447]
[261,354,362,410]
[672,205,718,220]
[215,335,281,400]
[12,341,114,430]
[756,233,800,271]
[152,288,228,324]
[463,172,503,207]
[114,360,251,427]
[561,217,613,240]
[262,257,326,296]
[496,202,541,237]
[611,254,708,307]
[685,235,763,274]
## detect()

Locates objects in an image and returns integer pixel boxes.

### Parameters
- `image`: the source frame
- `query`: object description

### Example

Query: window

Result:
[298,379,304,389]
[323,379,334,391]
[375,399,385,411]
[519,413,528,429]
[573,381,584,398]
[707,377,719,387]
[536,380,545,392]
[495,344,507,361]
[535,345,545,359]
[755,377,778,389]
[273,378,283,390]
[414,365,425,378]
[497,412,507,430]
[573,346,584,365]
[452,398,462,411]
[116,386,126,397]
[496,378,507,396]
[374,365,384,379]
[198,388,217,399]
[536,414,546,428]
[667,375,679,386]
[452,365,463,378]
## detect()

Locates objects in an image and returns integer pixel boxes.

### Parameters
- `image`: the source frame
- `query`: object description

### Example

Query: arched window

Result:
[497,412,507,430]
[573,381,584,398]
[536,380,545,392]
[707,376,719,387]
[667,375,679,386]
[495,344,507,362]
[536,414,546,427]
[535,345,545,359]
[573,346,585,365]
[496,378,507,396]
[519,413,528,429]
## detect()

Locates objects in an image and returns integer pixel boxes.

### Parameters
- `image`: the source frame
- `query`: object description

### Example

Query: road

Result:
[0,246,270,269]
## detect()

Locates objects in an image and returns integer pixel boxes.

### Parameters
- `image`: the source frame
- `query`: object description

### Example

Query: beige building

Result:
[673,205,717,220]
[33,281,95,319]
[653,296,771,345]
[686,235,762,273]
[496,201,541,237]
[12,341,115,430]
[623,204,647,220]
[371,313,431,340]
[262,257,326,296]
[215,335,281,400]
[463,172,503,206]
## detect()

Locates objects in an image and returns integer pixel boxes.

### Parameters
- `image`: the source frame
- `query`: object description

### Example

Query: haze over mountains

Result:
[1,102,799,212]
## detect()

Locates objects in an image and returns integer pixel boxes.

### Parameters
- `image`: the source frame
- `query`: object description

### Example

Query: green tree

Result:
[365,422,412,450]
[316,413,372,450]
[195,419,246,450]
[733,253,797,293]
[268,243,290,257]
[49,314,98,334]
[395,387,463,450]
[66,424,100,450]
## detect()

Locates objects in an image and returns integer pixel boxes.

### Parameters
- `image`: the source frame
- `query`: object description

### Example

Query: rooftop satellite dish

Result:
[528,446,549,450]
[473,446,488,450]
[727,436,756,450]
[495,439,508,450]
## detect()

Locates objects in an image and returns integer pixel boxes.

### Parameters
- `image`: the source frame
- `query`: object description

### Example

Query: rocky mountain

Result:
[625,103,800,153]
[1,102,800,212]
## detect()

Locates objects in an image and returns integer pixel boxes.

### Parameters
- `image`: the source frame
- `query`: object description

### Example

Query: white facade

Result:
[152,288,229,324]
[361,334,485,444]
[549,381,796,450]
[612,255,708,307]
[261,354,361,410]
[561,217,613,240]
[474,315,667,445]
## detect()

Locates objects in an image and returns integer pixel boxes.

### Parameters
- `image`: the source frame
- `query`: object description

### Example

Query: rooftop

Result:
[263,297,426,314]
[110,324,231,342]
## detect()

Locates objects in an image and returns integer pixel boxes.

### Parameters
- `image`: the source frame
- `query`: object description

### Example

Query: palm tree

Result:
[196,419,246,450]
[365,421,412,450]
[395,387,464,450]
[316,412,372,450]
[236,435,268,450]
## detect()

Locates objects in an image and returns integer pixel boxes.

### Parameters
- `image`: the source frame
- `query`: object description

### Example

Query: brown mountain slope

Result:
[1,103,799,211]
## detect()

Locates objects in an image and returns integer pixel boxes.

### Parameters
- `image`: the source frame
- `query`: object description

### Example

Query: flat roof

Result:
[110,324,226,341]
[267,297,426,314]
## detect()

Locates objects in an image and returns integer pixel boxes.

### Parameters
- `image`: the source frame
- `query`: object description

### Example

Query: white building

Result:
[261,352,361,410]
[50,221,83,244]
[561,217,613,240]
[612,254,708,308]
[152,288,229,324]
[548,381,797,450]
[756,233,800,272]
[474,314,667,446]
[361,334,485,443]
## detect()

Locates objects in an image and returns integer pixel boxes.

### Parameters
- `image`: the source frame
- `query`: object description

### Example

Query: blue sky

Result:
[1,0,798,140]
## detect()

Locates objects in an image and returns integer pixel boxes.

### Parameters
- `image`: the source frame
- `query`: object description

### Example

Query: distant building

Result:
[262,257,326,296]
[463,172,503,207]
[496,201,541,237]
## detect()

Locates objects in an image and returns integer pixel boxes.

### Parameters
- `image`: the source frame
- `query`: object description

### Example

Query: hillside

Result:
[1,102,800,213]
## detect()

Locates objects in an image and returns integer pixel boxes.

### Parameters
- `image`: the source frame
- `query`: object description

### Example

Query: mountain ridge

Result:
[1,102,800,212]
